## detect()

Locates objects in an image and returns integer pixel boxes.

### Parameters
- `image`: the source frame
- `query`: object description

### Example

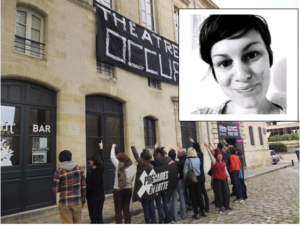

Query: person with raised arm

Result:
[204,143,233,212]
[86,141,105,223]
[110,143,135,224]
[189,137,210,213]
[131,141,156,224]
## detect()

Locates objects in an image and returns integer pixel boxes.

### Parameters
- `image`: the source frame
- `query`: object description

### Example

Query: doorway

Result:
[85,95,124,194]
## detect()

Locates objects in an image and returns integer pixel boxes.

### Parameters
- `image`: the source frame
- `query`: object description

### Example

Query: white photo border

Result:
[179,8,299,121]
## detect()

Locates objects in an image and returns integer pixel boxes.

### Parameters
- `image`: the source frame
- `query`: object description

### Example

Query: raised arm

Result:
[208,142,215,151]
[177,142,182,150]
[131,141,144,165]
[99,140,104,161]
[204,143,216,165]
[110,144,118,168]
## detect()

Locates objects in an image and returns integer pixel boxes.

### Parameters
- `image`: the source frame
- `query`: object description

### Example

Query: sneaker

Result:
[200,211,208,217]
[192,214,199,219]
[226,206,234,210]
[220,206,225,212]
[238,199,244,202]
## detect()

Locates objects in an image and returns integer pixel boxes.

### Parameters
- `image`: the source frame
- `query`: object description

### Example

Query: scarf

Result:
[117,161,132,188]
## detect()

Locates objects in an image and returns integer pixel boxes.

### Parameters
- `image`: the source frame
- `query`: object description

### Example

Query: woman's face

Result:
[217,154,223,161]
[211,29,271,109]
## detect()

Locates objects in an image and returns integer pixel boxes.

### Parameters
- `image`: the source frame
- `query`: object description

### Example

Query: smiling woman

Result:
[192,15,286,115]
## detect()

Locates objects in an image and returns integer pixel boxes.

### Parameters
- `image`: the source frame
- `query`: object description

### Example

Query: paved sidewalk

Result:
[2,161,296,224]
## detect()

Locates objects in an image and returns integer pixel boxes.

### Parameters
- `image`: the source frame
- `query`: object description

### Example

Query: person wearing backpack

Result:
[110,143,135,224]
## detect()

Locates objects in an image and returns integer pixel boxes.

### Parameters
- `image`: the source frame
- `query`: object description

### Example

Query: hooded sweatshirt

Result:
[52,160,86,207]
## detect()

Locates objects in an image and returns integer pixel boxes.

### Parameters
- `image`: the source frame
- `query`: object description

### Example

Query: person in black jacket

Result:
[177,145,187,219]
[189,138,209,213]
[86,141,105,223]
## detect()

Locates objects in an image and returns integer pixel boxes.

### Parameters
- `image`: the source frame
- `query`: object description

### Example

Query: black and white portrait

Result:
[179,9,298,121]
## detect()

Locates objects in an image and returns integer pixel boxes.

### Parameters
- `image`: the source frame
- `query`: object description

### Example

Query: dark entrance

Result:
[85,95,124,194]
[180,122,198,150]
[1,80,56,216]
[217,121,246,167]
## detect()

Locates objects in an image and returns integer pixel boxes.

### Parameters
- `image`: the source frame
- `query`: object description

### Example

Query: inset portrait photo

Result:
[179,9,298,121]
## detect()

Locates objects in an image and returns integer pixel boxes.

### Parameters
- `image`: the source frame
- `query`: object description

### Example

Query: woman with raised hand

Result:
[204,143,233,212]
[131,141,156,224]
[110,143,135,224]
[86,140,105,223]
[183,147,207,219]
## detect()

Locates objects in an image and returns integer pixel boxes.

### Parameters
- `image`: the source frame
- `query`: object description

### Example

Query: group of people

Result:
[52,139,247,224]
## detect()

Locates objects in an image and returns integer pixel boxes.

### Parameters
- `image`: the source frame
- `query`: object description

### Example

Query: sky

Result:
[212,0,300,8]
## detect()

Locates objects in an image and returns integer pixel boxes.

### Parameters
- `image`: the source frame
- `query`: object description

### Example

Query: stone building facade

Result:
[1,0,269,217]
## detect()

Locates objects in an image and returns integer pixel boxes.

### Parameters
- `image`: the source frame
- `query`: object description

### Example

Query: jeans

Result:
[113,189,132,224]
[170,188,178,221]
[230,170,243,200]
[199,181,209,211]
[141,198,156,224]
[87,194,105,223]
[160,190,173,223]
[155,194,164,223]
[177,179,186,219]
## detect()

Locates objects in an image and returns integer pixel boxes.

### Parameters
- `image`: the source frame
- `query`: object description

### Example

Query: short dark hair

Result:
[192,142,201,153]
[141,149,152,161]
[217,143,223,150]
[168,149,176,161]
[229,147,236,154]
[59,150,72,162]
[199,14,273,82]
[155,147,166,156]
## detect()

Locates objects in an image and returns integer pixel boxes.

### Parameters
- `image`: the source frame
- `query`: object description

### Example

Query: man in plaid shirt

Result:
[52,150,86,224]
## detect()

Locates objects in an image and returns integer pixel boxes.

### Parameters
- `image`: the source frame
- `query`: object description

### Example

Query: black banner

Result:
[217,121,241,138]
[96,3,179,84]
[132,164,178,202]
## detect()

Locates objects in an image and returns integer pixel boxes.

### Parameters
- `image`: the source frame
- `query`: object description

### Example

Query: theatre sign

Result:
[96,3,179,84]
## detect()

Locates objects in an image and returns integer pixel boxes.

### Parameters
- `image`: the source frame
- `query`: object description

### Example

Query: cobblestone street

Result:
[129,165,299,224]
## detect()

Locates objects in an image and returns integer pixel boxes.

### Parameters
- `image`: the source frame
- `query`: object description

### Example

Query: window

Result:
[95,0,112,8]
[15,7,44,58]
[141,0,155,31]
[148,78,161,90]
[97,61,114,77]
[174,8,179,42]
[258,127,263,145]
[144,117,156,148]
[249,126,255,146]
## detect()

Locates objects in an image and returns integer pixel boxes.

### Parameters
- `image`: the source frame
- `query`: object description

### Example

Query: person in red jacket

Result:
[204,143,233,212]
[228,147,243,202]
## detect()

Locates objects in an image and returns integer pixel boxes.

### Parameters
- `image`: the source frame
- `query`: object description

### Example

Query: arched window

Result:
[15,7,45,58]
[249,126,255,146]
[258,127,263,145]
[144,117,156,148]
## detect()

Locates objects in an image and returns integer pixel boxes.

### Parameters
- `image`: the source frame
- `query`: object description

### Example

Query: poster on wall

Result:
[217,122,240,138]
[32,137,49,164]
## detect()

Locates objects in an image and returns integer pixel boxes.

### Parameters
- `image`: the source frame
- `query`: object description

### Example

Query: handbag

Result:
[207,169,213,176]
[239,168,243,179]
[184,159,198,186]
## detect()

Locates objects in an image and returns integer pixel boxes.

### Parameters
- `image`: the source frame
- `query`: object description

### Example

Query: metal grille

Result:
[14,35,45,58]
[97,61,114,77]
